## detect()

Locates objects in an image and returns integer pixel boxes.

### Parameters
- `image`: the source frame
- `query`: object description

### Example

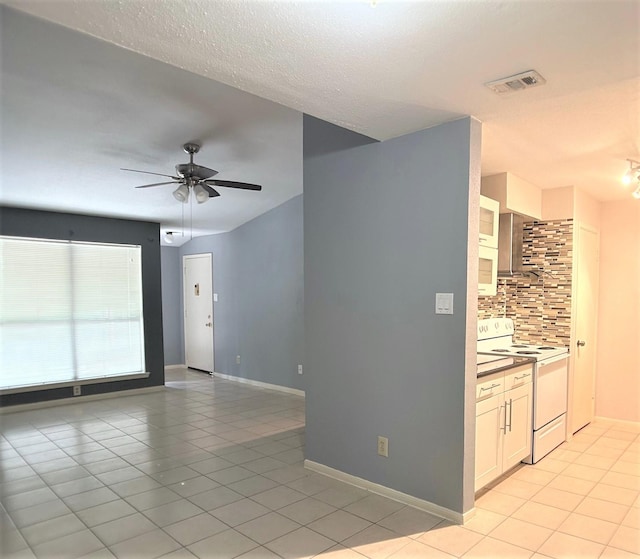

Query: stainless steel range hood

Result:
[498,213,524,276]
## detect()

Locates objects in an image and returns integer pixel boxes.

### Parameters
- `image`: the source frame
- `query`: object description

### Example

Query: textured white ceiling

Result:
[1,1,639,242]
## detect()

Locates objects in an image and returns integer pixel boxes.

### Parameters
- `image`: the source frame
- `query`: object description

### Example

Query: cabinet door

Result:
[479,195,500,248]
[475,393,504,491]
[502,382,533,468]
[478,246,498,297]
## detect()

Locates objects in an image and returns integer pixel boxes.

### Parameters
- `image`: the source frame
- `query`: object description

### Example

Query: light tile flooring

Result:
[0,368,638,559]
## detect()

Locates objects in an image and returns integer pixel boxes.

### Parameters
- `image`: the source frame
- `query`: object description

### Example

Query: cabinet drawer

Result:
[504,364,534,390]
[476,373,504,401]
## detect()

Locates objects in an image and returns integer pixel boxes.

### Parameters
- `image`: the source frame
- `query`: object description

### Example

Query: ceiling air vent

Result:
[485,70,547,94]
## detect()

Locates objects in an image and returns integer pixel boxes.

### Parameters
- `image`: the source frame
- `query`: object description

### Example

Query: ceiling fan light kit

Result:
[172,183,190,203]
[123,142,262,205]
[193,183,209,204]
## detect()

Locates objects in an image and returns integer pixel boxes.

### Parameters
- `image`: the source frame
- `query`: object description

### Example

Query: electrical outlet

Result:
[377,436,389,457]
[236,355,241,364]
[297,364,303,375]
[73,385,81,396]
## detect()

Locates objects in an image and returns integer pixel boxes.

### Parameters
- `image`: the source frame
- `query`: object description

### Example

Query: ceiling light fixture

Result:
[164,232,174,244]
[172,184,190,203]
[193,183,209,204]
[622,159,640,186]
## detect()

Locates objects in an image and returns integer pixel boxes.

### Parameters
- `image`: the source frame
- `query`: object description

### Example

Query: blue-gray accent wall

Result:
[303,115,479,514]
[161,246,182,366]
[0,207,164,406]
[176,195,304,389]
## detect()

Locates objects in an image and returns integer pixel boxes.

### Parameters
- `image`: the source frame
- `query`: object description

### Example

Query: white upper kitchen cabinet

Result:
[479,195,500,248]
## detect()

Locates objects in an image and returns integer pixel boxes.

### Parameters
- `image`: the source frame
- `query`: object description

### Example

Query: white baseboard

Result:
[212,372,305,397]
[304,459,474,525]
[594,416,640,427]
[0,386,165,414]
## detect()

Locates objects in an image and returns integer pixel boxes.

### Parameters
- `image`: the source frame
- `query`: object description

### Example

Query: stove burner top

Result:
[516,350,541,355]
[492,349,511,352]
[512,344,530,348]
[537,346,557,350]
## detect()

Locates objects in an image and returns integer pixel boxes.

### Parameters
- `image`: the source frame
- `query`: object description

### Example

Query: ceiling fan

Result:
[122,142,262,204]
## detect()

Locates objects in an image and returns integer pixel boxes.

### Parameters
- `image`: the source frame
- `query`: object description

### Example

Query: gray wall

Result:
[161,246,182,366]
[0,207,164,406]
[303,115,479,514]
[178,195,303,389]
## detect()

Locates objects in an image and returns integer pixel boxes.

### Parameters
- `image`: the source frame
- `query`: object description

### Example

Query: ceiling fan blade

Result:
[134,181,179,188]
[201,184,221,198]
[121,168,181,180]
[206,179,262,191]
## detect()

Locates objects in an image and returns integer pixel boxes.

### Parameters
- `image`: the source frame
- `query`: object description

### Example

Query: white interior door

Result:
[184,254,214,373]
[570,225,599,433]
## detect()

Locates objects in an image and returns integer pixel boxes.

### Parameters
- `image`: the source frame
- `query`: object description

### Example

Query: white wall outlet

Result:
[377,436,389,457]
[236,355,241,364]
[73,385,81,396]
[297,364,303,375]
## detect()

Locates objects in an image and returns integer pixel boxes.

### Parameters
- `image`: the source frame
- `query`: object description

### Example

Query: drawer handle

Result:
[480,383,501,392]
[514,373,531,380]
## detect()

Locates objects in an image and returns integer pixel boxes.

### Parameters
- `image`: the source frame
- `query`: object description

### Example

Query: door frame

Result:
[183,253,214,373]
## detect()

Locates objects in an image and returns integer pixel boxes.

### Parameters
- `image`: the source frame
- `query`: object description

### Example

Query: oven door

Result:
[533,356,569,430]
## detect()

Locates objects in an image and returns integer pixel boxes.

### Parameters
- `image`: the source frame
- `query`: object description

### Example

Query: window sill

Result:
[0,372,151,395]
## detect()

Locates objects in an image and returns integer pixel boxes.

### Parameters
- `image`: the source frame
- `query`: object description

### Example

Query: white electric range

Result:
[478,318,570,463]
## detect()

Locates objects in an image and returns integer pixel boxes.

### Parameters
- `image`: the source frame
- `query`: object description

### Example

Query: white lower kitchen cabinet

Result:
[475,364,533,492]
[475,392,503,490]
[502,381,533,466]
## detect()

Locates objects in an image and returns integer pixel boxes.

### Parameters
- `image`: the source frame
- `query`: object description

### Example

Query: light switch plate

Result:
[213,293,218,302]
[435,292,454,315]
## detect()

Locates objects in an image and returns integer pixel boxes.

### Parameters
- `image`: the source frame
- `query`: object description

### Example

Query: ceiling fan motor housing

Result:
[175,163,218,180]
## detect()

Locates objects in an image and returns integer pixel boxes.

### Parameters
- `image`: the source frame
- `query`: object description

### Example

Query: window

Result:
[0,236,146,392]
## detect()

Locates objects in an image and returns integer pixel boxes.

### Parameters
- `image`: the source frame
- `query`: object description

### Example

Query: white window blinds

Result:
[0,236,146,391]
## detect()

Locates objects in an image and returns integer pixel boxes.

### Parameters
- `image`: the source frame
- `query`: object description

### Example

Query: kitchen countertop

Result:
[477,353,536,378]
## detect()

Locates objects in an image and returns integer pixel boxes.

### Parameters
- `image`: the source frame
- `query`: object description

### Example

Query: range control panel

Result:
[477,318,514,341]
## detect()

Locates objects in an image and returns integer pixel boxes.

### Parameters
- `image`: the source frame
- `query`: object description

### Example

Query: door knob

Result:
[577,340,586,347]
[205,322,212,327]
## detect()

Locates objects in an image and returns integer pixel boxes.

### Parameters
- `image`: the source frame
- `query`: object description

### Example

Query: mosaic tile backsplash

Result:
[478,219,573,347]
